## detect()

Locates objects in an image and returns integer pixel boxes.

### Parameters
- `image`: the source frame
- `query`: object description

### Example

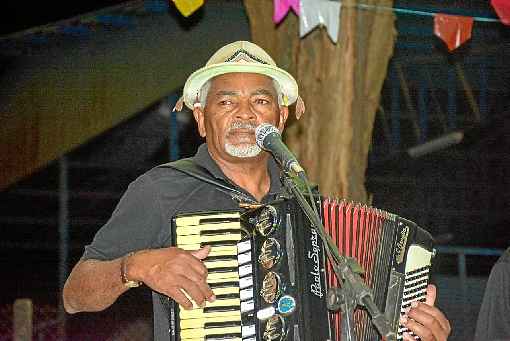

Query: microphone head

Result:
[255,123,280,150]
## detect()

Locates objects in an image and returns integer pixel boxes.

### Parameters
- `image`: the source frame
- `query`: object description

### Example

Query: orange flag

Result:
[491,0,510,26]
[434,14,474,52]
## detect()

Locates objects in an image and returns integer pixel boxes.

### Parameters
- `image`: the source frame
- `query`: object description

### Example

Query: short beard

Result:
[225,143,261,158]
[224,121,262,158]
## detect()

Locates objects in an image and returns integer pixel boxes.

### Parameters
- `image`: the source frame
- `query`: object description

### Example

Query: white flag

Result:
[300,0,341,43]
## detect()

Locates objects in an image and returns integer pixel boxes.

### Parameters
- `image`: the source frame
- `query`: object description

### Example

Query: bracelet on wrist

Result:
[120,251,142,288]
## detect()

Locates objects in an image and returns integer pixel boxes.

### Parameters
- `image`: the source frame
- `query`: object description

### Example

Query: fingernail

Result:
[404,307,411,314]
[208,294,216,302]
[411,301,419,308]
[400,316,408,325]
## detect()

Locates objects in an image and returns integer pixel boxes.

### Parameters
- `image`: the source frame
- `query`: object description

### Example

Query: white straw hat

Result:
[176,41,304,117]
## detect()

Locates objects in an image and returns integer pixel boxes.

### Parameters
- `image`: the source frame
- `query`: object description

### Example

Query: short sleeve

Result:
[82,174,166,261]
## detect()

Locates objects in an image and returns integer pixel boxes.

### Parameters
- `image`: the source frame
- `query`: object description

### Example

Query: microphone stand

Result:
[280,170,396,341]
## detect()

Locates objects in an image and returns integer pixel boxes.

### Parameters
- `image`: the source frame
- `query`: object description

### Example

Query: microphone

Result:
[255,123,305,175]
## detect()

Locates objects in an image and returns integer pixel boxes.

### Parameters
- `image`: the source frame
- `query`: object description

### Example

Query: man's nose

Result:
[235,100,257,120]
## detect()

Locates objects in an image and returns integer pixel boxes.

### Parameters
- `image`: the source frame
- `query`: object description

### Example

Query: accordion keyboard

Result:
[174,212,257,341]
[398,245,433,340]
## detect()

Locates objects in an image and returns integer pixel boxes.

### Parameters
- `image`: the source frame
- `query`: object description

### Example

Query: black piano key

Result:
[205,333,242,340]
[204,320,242,329]
[208,267,238,274]
[209,281,240,289]
[201,229,241,236]
[214,293,240,300]
[199,217,240,224]
[204,305,240,314]
[204,240,239,247]
[206,255,238,261]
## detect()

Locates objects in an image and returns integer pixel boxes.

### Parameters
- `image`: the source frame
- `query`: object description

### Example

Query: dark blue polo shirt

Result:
[82,143,284,340]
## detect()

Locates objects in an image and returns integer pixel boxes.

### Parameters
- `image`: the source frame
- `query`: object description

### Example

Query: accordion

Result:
[169,196,435,341]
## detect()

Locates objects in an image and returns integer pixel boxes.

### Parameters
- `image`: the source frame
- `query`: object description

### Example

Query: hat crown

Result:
[205,41,276,67]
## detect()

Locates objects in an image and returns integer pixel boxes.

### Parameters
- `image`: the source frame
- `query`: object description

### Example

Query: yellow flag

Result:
[173,0,204,17]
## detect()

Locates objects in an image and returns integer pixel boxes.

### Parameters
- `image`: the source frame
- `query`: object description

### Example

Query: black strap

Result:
[158,158,256,203]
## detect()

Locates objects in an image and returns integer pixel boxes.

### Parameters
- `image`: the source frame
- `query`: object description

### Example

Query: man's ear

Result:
[277,106,289,132]
[193,106,207,137]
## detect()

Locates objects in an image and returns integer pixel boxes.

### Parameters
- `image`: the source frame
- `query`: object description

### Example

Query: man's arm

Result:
[63,246,216,314]
[63,257,127,313]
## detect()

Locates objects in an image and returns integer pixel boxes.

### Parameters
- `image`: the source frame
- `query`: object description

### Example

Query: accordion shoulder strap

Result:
[158,158,254,202]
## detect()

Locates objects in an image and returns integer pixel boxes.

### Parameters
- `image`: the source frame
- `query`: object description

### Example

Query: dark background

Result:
[0,0,508,340]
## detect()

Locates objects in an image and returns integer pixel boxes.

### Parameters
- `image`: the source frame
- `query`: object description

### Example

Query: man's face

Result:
[193,72,289,162]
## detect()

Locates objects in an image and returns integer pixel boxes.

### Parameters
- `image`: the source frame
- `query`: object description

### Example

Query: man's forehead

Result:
[209,72,276,91]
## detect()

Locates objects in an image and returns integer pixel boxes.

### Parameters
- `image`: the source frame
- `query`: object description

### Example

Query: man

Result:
[63,41,450,341]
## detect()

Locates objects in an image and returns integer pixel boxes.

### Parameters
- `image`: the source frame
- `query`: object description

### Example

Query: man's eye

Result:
[219,100,233,105]
[255,98,270,105]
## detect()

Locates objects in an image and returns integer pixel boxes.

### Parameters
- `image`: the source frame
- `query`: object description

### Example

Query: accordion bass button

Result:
[258,238,282,269]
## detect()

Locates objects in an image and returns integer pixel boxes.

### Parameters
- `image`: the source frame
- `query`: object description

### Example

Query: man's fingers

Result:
[408,301,451,336]
[409,303,451,333]
[167,287,193,310]
[402,301,451,341]
[176,253,208,278]
[425,284,437,306]
[190,245,211,260]
[178,278,210,307]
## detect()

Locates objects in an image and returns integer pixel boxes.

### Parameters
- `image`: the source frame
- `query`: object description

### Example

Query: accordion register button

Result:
[255,205,278,236]
[239,276,253,289]
[242,324,256,337]
[240,299,254,312]
[261,272,281,304]
[256,306,276,321]
[239,264,253,277]
[238,251,252,265]
[240,287,253,301]
[238,240,252,254]
[258,238,282,269]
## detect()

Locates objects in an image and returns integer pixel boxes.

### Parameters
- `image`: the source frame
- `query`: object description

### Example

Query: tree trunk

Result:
[244,0,395,202]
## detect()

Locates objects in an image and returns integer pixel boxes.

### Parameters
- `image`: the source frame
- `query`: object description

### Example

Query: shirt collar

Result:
[192,143,283,200]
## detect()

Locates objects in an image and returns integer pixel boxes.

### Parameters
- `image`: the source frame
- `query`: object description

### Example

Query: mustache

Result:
[226,121,258,132]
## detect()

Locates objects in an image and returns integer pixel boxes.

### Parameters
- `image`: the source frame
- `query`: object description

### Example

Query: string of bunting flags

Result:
[270,0,509,50]
[2,0,507,54]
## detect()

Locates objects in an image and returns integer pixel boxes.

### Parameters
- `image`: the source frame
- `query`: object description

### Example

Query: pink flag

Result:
[273,0,300,24]
[434,14,474,52]
[491,0,510,26]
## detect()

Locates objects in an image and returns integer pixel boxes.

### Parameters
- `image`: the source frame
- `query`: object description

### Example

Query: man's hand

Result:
[400,284,451,341]
[131,246,216,309]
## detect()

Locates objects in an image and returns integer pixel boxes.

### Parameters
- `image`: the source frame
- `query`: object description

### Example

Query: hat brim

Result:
[182,62,298,110]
